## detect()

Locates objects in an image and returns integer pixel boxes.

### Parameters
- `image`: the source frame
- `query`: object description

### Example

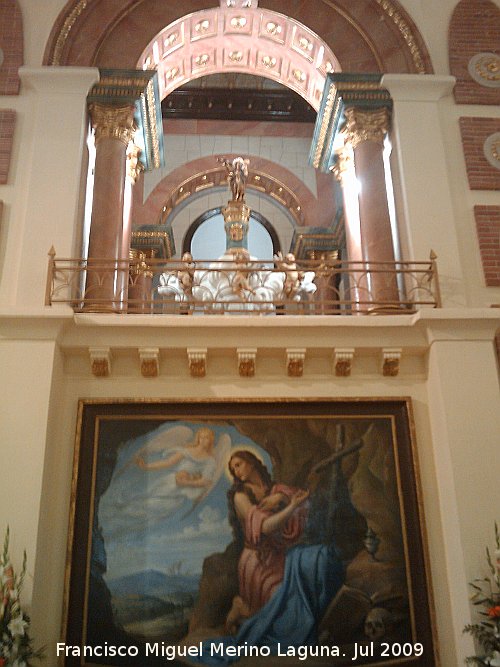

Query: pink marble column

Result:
[344,107,400,310]
[85,103,136,312]
[332,146,364,311]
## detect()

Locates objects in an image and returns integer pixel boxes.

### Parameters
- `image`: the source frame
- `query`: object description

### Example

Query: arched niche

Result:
[131,154,336,232]
[182,207,281,258]
[44,0,433,75]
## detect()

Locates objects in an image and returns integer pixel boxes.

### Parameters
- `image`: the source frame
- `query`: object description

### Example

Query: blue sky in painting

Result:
[97,420,270,582]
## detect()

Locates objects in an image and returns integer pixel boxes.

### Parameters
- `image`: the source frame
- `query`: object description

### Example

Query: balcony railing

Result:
[45,250,441,315]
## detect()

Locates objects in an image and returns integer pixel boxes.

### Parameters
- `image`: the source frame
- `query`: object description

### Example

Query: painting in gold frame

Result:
[62,398,437,667]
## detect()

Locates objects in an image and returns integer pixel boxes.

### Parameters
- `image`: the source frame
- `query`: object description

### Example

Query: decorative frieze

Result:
[187,348,207,377]
[286,348,305,377]
[87,69,164,171]
[309,73,392,172]
[237,348,256,377]
[89,347,111,377]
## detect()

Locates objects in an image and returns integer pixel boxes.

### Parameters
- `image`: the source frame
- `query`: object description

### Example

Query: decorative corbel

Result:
[334,348,354,377]
[139,347,159,377]
[237,348,257,377]
[382,348,402,377]
[187,348,207,377]
[286,348,306,377]
[89,347,111,377]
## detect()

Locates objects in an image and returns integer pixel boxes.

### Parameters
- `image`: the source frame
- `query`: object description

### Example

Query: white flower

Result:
[7,615,27,637]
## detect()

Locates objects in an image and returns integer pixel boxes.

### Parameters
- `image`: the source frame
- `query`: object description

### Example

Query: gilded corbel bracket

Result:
[89,347,111,377]
[382,348,402,376]
[286,348,306,377]
[237,348,257,377]
[334,348,355,377]
[139,347,160,377]
[187,348,207,378]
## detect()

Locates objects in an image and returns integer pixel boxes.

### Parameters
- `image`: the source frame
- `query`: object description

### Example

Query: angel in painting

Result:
[100,425,231,534]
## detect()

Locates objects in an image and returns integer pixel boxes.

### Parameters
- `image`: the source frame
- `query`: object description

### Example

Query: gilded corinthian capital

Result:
[88,103,136,145]
[343,107,391,149]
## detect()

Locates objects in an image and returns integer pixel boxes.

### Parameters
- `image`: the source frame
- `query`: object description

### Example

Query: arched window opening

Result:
[183,208,280,260]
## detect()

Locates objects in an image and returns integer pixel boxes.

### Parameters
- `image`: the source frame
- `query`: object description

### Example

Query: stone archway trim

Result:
[132,154,336,231]
[44,0,433,75]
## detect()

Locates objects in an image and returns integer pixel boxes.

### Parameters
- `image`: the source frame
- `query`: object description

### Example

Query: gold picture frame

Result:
[62,398,437,666]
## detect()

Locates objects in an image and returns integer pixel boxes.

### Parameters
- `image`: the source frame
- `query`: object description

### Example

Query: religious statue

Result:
[274,251,303,298]
[177,252,195,295]
[218,156,249,203]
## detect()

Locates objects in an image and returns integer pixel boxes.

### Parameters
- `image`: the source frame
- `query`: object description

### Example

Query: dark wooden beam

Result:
[162,87,316,123]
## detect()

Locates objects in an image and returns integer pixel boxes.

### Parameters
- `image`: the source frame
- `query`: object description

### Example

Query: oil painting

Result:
[63,399,436,666]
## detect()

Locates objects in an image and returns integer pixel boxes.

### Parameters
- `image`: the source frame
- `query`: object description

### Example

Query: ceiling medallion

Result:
[261,55,276,69]
[195,20,210,34]
[468,53,500,88]
[229,51,244,62]
[165,67,180,80]
[298,37,313,52]
[230,16,247,29]
[292,68,306,83]
[164,32,178,48]
[195,54,210,67]
[266,21,282,36]
[483,133,500,170]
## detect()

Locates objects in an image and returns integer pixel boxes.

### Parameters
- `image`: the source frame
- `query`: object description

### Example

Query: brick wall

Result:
[0,0,23,95]
[449,0,500,106]
[460,117,500,191]
[474,206,500,287]
[0,109,16,184]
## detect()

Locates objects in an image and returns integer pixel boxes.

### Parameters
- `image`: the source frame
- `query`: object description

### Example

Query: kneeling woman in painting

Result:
[222,450,344,653]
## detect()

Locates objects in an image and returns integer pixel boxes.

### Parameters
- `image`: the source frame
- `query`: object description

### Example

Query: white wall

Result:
[1,4,500,667]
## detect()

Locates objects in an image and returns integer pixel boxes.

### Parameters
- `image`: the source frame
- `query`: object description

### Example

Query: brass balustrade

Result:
[45,249,441,315]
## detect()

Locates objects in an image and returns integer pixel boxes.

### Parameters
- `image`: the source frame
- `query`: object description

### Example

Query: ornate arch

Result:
[182,207,281,256]
[131,154,335,230]
[44,0,433,75]
[137,8,340,110]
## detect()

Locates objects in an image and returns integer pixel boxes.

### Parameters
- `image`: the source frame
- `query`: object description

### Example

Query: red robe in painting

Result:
[238,484,308,614]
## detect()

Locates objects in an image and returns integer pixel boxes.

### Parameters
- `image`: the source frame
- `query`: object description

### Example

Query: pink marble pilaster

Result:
[122,143,143,259]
